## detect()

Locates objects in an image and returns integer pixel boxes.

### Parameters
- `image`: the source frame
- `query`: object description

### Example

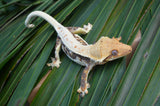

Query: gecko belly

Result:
[62,44,91,66]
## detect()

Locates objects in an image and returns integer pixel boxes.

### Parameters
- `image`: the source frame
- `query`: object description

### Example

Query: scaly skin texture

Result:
[25,11,132,97]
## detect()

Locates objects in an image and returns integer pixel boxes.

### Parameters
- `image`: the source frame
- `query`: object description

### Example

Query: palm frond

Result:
[0,0,159,105]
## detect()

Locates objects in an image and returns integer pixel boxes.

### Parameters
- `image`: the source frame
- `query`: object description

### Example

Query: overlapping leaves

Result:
[0,0,159,105]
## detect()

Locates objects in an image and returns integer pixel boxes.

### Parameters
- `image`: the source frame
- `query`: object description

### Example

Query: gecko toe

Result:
[87,83,90,88]
[47,57,61,68]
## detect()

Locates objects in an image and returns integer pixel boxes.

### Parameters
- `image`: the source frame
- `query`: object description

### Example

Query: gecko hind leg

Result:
[67,23,92,34]
[77,64,94,97]
[47,37,61,69]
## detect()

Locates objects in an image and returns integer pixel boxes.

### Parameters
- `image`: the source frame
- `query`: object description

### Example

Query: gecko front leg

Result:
[77,64,95,97]
[67,23,92,34]
[47,37,61,68]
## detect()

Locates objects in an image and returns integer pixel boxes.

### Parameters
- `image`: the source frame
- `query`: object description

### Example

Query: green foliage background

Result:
[0,0,160,105]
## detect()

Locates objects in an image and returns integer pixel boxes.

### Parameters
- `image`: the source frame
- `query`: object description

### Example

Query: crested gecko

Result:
[25,11,132,97]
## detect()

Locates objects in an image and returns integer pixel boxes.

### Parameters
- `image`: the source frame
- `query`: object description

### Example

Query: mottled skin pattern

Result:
[25,11,132,97]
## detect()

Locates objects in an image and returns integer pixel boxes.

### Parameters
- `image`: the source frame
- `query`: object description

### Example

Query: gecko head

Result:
[102,36,132,61]
[90,36,132,62]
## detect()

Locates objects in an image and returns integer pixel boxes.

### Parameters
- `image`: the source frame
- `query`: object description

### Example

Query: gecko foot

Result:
[47,57,61,69]
[83,23,92,33]
[77,87,88,97]
[77,83,90,97]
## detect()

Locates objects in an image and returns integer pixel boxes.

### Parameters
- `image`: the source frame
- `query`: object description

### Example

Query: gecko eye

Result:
[111,50,118,56]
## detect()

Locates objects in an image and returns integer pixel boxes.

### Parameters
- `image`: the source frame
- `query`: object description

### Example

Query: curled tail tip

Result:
[26,24,35,28]
[25,19,35,28]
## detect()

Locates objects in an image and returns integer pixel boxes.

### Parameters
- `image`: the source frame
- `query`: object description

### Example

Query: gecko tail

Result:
[25,11,61,30]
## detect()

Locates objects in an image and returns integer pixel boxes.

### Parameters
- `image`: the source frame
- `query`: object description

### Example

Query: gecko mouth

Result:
[103,53,122,62]
[103,55,113,62]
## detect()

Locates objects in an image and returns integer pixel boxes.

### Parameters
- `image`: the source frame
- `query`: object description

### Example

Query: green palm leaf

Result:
[0,0,159,105]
